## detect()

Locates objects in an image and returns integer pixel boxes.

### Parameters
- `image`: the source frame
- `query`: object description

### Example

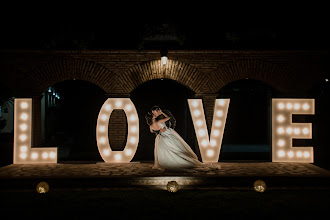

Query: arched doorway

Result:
[217,79,275,161]
[42,80,106,162]
[130,79,196,161]
[0,83,14,167]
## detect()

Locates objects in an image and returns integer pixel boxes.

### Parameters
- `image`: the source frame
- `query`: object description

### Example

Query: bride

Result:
[145,108,220,171]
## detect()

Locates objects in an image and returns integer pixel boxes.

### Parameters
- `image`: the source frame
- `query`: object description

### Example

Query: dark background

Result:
[1,17,329,51]
[0,17,329,167]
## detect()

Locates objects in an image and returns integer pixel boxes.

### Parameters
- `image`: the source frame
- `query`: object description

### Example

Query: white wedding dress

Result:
[152,122,220,171]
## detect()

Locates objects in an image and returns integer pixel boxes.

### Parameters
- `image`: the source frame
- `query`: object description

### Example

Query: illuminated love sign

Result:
[187,99,230,162]
[272,99,314,163]
[96,98,139,162]
[13,99,57,164]
[12,98,314,164]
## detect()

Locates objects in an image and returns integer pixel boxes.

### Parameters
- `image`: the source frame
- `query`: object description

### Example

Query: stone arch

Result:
[120,59,207,94]
[208,59,295,93]
[29,58,118,94]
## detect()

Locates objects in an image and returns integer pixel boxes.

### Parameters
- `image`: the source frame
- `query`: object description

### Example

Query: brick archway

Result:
[30,58,117,94]
[208,59,295,93]
[120,59,207,94]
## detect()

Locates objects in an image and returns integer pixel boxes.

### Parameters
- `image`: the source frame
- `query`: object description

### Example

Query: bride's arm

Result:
[160,110,169,118]
[158,110,171,124]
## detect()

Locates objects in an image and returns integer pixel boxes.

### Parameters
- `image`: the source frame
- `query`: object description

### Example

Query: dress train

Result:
[152,122,221,172]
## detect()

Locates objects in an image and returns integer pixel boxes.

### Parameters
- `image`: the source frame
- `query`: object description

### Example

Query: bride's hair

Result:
[145,112,153,126]
[151,106,160,111]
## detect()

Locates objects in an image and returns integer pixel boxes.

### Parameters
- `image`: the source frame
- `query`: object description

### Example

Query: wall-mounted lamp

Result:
[160,49,168,66]
[161,56,168,66]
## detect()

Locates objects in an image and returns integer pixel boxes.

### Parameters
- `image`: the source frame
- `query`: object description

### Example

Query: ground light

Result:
[167,181,179,193]
[253,180,266,193]
[36,182,49,193]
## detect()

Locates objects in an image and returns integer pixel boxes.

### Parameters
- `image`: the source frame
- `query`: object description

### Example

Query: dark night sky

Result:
[1,12,328,50]
[1,1,329,50]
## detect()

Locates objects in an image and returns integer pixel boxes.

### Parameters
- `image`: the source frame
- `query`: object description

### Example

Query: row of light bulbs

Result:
[277,102,310,111]
[277,127,310,135]
[13,98,315,164]
[277,150,310,158]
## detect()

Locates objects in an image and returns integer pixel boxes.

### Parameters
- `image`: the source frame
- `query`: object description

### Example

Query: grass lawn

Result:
[1,189,329,219]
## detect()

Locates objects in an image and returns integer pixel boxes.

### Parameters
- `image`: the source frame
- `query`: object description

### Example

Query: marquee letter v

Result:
[188,99,230,163]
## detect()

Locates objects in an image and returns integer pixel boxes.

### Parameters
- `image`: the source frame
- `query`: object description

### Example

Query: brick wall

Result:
[108,109,127,151]
[1,50,327,156]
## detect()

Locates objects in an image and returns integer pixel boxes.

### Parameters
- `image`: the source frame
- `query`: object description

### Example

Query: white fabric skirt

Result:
[152,127,204,171]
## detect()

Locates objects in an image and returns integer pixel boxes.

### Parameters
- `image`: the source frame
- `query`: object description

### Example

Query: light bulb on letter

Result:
[125,104,132,111]
[216,110,223,117]
[49,152,56,158]
[20,146,27,152]
[31,152,38,159]
[101,114,107,121]
[126,149,132,156]
[278,140,285,147]
[302,128,309,135]
[130,115,136,121]
[103,149,110,156]
[20,124,27,131]
[192,100,198,107]
[198,129,205,137]
[115,101,122,107]
[115,154,121,161]
[131,126,137,133]
[105,104,111,111]
[278,103,284,109]
[215,120,221,126]
[194,110,201,117]
[302,103,309,110]
[278,150,285,157]
[21,102,28,109]
[20,113,28,120]
[130,137,136,143]
[218,99,225,106]
[42,152,48,159]
[207,150,214,157]
[286,103,293,109]
[19,134,27,141]
[277,115,285,123]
